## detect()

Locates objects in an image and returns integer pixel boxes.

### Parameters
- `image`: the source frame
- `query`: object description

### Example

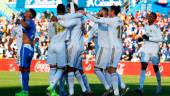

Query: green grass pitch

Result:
[0,71,170,96]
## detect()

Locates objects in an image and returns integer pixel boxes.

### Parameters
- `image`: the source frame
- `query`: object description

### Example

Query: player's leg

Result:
[17,48,22,88]
[135,52,149,95]
[59,73,67,96]
[15,44,34,96]
[67,45,76,96]
[113,48,128,96]
[46,44,58,89]
[74,54,88,94]
[152,56,162,94]
[139,54,149,91]
[106,47,123,96]
[79,69,93,95]
[95,47,111,91]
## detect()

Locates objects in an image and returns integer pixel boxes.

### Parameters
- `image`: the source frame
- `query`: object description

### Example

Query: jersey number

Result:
[117,25,123,39]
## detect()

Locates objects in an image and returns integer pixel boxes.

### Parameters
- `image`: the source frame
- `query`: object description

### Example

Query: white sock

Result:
[19,72,23,88]
[117,73,126,89]
[82,74,92,92]
[94,68,110,90]
[111,73,119,95]
[49,68,56,85]
[59,74,66,95]
[51,69,63,90]
[155,71,161,87]
[75,71,87,92]
[68,72,74,95]
[139,70,146,90]
[105,72,112,88]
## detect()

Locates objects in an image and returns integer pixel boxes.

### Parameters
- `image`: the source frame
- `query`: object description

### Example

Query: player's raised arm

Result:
[58,18,78,28]
[86,24,98,43]
[48,22,55,38]
[86,13,113,25]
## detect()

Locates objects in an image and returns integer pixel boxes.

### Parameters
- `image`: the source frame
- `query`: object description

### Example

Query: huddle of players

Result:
[46,2,130,96]
[46,2,163,96]
[9,2,162,96]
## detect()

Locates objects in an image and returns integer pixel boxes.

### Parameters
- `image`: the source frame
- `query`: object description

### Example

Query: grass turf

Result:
[0,71,170,96]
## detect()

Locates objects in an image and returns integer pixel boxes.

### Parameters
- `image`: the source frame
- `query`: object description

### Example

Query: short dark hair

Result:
[67,3,78,11]
[150,12,157,20]
[29,9,36,18]
[110,5,121,15]
[57,4,66,14]
[101,7,109,13]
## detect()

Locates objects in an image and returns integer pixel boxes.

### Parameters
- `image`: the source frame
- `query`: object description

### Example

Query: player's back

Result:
[108,16,123,48]
[97,22,110,48]
[70,18,83,44]
[49,21,68,43]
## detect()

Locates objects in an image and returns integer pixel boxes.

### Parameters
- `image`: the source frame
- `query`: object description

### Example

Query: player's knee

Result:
[66,66,76,73]
[153,65,159,72]
[50,65,57,68]
[106,66,116,74]
[19,67,30,72]
[141,62,148,70]
[94,67,103,72]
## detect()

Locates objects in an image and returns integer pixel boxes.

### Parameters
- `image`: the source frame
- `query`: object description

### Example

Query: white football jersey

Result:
[144,24,162,43]
[87,14,123,48]
[11,24,23,49]
[58,14,84,44]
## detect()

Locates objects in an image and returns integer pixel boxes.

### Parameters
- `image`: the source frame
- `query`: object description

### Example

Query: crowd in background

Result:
[0,10,170,62]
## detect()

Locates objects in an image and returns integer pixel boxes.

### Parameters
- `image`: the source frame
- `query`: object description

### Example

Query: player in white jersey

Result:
[134,12,163,96]
[57,3,92,96]
[47,4,86,96]
[86,7,115,96]
[86,6,128,96]
[46,4,69,96]
[8,19,23,64]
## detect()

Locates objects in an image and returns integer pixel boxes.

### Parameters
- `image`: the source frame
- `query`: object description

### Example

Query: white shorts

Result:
[46,42,67,68]
[95,47,111,69]
[67,42,83,68]
[140,43,160,65]
[108,46,123,68]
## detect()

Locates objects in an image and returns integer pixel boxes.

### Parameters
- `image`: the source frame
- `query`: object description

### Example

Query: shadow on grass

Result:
[0,84,170,96]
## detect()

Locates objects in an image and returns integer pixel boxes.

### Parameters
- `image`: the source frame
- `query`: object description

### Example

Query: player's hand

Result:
[79,10,86,15]
[142,34,149,40]
[33,38,39,45]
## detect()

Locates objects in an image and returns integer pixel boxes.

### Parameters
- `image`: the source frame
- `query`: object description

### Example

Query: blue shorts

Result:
[20,44,34,68]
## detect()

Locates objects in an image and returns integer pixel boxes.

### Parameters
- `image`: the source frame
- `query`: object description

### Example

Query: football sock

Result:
[51,69,63,90]
[155,71,161,87]
[139,70,146,90]
[117,72,126,89]
[94,68,110,90]
[111,73,119,95]
[49,68,56,85]
[75,70,87,92]
[82,74,92,92]
[68,72,74,95]
[21,71,29,92]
